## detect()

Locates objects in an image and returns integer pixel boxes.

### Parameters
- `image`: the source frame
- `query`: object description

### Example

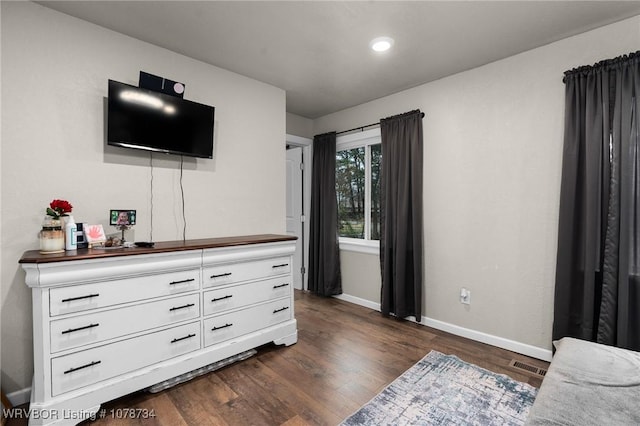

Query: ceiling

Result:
[37,1,640,119]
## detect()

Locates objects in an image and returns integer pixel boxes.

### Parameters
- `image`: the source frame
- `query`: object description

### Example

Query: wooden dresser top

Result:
[19,234,296,264]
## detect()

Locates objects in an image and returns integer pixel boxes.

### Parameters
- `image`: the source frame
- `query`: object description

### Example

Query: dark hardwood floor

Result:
[7,290,549,426]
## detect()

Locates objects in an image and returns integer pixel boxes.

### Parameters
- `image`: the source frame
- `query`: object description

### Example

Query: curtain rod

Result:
[336,112,425,135]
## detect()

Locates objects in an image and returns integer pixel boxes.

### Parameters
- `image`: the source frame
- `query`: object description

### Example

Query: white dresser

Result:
[20,235,297,426]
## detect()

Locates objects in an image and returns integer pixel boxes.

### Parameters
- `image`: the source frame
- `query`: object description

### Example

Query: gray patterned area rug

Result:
[341,351,538,426]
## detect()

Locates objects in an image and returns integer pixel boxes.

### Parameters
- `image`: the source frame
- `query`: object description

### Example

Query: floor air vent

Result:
[509,359,547,377]
[147,349,257,393]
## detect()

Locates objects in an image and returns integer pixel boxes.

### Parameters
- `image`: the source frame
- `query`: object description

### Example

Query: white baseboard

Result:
[6,386,31,407]
[421,316,553,362]
[333,293,553,362]
[333,293,380,311]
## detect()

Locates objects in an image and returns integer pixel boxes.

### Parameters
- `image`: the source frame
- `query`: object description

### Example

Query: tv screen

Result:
[107,80,214,159]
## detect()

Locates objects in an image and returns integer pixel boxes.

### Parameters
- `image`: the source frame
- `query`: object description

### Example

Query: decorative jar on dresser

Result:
[19,234,297,426]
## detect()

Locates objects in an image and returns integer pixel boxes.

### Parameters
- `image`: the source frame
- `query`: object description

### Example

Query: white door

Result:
[286,147,304,290]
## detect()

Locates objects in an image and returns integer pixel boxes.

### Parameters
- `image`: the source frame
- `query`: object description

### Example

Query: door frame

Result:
[286,134,312,291]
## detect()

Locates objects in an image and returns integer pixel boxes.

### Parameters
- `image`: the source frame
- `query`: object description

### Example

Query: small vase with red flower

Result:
[39,199,73,253]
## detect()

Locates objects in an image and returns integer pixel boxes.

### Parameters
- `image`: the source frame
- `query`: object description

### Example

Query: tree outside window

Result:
[370,143,381,240]
[336,147,365,238]
[336,144,381,241]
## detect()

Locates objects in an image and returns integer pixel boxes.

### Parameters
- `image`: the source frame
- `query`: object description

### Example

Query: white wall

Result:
[1,2,286,394]
[286,112,313,139]
[315,15,640,356]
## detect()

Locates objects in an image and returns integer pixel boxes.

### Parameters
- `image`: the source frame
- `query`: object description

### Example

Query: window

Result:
[335,129,381,254]
[370,143,381,240]
[336,146,365,238]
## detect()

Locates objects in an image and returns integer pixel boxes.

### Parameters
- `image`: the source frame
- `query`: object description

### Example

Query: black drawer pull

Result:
[211,323,233,331]
[272,263,289,268]
[211,295,233,302]
[61,293,99,303]
[61,323,100,335]
[169,278,195,285]
[170,333,196,343]
[210,272,232,279]
[169,303,195,312]
[64,360,101,374]
[273,306,290,314]
[273,283,290,289]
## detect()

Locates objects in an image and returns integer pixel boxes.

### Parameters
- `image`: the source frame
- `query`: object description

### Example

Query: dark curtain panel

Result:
[554,51,640,350]
[308,132,342,296]
[380,110,424,319]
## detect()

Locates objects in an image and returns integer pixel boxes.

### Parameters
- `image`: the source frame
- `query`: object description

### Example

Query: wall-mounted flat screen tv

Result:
[107,79,214,159]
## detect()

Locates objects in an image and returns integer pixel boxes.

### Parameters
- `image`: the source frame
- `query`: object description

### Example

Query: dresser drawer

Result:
[50,293,200,353]
[203,257,291,288]
[49,269,201,316]
[51,321,200,396]
[203,298,291,347]
[203,277,291,316]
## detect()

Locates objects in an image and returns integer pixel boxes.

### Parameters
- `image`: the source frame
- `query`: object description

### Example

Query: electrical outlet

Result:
[460,288,471,305]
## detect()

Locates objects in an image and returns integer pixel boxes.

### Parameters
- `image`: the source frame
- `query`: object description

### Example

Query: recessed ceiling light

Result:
[370,36,394,53]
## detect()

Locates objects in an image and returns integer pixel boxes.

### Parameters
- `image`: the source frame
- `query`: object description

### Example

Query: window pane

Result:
[336,147,365,238]
[370,144,381,240]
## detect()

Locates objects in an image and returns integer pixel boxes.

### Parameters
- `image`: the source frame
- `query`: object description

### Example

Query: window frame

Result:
[336,128,381,255]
